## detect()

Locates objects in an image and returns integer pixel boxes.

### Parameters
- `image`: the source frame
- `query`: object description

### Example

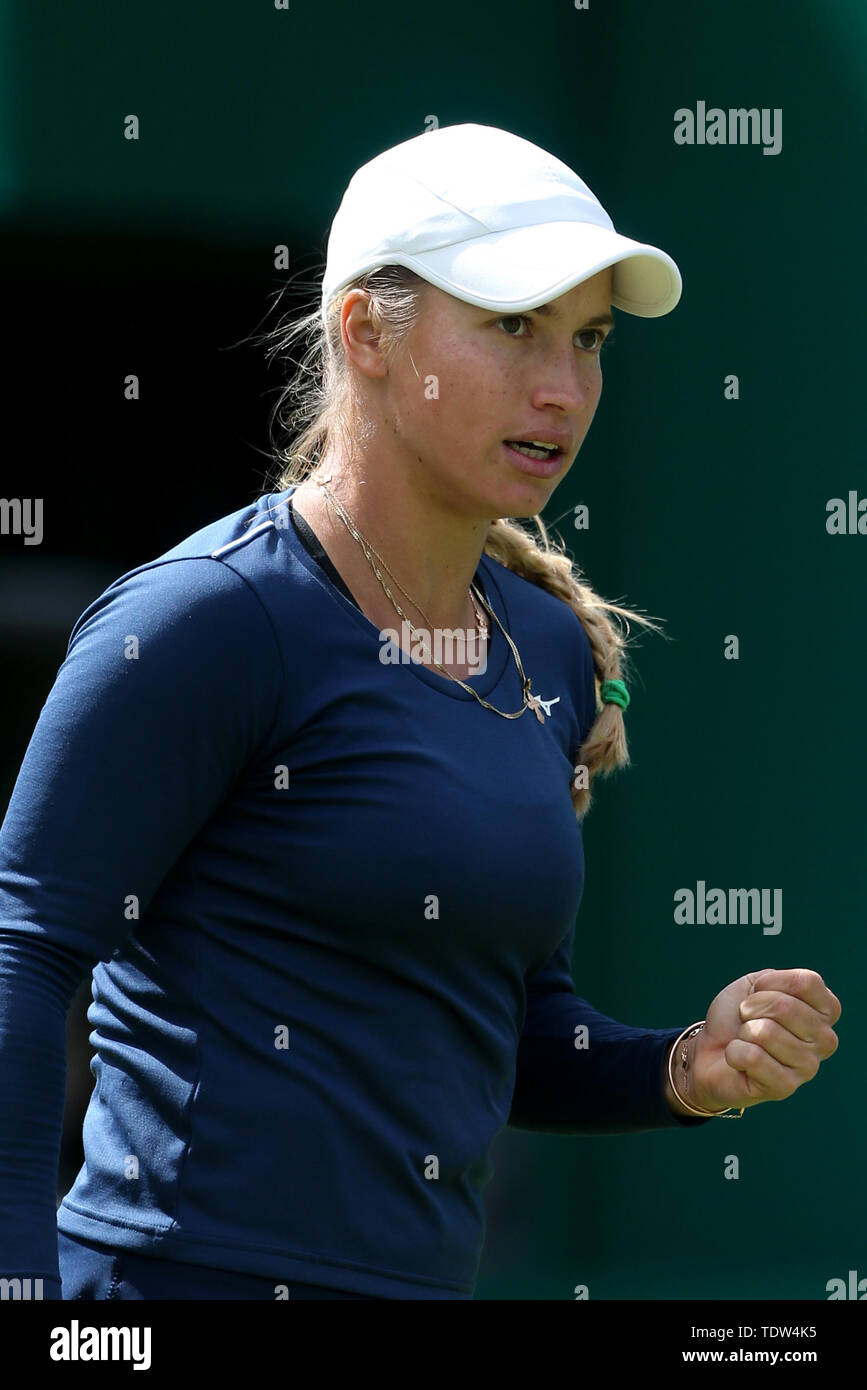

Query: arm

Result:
[0,557,283,1294]
[662,1028,707,1118]
[507,924,713,1135]
[507,616,711,1133]
[0,933,94,1298]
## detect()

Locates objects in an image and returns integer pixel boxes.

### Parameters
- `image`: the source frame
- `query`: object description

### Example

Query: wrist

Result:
[665,1020,746,1120]
[664,1030,702,1117]
[665,1023,725,1117]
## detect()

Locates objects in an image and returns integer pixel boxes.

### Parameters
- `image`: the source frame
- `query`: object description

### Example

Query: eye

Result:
[496,314,531,337]
[578,328,609,352]
[496,316,615,354]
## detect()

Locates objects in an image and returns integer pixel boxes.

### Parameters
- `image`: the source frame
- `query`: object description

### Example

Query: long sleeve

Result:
[0,933,94,1298]
[508,923,713,1134]
[0,557,283,1295]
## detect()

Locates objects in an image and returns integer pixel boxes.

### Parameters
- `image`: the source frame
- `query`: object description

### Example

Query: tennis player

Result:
[0,123,840,1300]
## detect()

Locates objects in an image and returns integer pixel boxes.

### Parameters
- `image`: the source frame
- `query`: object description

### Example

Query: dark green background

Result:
[1,0,863,1299]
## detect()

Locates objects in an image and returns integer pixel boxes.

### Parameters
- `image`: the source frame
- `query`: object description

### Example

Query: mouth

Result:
[503,440,564,478]
[504,439,562,460]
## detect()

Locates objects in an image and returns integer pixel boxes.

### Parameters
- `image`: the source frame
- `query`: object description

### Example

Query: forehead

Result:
[426,268,614,323]
[532,268,614,317]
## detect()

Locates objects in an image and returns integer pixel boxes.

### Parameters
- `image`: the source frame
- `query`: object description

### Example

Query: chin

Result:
[498,476,561,516]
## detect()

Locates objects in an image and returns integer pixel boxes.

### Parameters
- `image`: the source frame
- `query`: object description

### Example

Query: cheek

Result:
[426,350,505,424]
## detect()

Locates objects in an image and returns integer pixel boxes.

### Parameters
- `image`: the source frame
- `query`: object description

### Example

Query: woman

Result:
[0,123,840,1301]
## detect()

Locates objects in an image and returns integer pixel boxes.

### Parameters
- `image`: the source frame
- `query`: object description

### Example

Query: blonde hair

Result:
[253,263,666,821]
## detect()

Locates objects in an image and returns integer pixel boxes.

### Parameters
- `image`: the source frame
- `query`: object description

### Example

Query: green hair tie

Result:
[600,679,630,711]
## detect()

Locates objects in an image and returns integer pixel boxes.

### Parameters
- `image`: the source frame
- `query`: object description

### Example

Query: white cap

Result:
[320,123,682,325]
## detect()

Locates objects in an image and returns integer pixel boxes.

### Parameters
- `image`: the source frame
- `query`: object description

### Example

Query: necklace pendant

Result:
[525,684,546,724]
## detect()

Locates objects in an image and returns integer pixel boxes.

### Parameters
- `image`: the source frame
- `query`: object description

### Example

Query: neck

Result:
[301,456,491,631]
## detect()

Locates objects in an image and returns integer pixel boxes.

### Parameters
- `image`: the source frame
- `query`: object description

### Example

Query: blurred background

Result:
[1,0,863,1299]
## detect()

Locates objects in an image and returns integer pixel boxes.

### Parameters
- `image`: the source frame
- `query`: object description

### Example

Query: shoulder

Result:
[65,494,295,683]
[480,549,593,658]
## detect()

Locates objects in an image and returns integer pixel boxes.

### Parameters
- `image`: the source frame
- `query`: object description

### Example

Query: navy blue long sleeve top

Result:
[0,486,710,1301]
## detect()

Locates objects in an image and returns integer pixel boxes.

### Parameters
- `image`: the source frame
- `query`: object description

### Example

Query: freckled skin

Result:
[373,266,613,524]
[291,266,614,634]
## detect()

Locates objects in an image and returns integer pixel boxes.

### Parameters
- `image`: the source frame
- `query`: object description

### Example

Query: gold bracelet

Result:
[668,1020,745,1118]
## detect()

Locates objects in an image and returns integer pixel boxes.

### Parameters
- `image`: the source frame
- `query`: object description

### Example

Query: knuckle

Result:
[776,993,799,1024]
[744,1017,773,1045]
[757,1017,776,1044]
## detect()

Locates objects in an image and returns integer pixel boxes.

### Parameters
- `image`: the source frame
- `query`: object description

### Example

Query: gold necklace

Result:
[310,474,547,723]
[314,488,489,641]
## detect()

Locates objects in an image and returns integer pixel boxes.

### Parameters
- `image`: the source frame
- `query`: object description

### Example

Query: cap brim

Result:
[391,220,682,318]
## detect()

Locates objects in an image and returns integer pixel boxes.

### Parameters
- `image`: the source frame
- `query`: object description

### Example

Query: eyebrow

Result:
[532,303,616,330]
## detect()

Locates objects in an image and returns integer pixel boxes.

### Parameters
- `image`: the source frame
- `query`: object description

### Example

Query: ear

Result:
[339,289,388,380]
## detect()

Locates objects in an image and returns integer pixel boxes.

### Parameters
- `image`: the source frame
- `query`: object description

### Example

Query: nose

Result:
[529,346,600,418]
